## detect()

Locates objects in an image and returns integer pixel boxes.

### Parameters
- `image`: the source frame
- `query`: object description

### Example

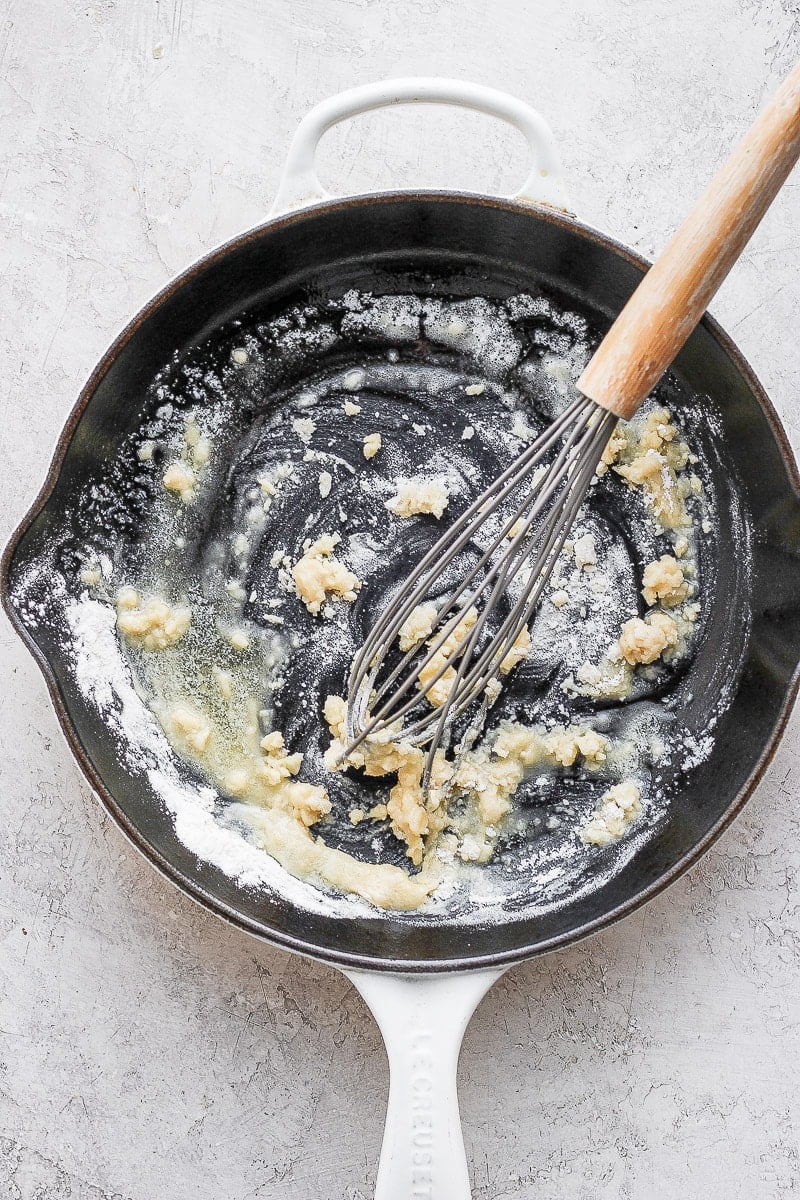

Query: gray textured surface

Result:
[2,1,799,1196]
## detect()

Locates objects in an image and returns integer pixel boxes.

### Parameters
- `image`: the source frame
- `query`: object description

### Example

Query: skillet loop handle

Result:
[344,967,504,1200]
[270,77,570,216]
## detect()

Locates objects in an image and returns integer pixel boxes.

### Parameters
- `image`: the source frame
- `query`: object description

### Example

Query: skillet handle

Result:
[343,967,505,1200]
[270,77,569,215]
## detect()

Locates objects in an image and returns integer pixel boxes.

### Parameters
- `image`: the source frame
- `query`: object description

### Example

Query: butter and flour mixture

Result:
[29,289,751,918]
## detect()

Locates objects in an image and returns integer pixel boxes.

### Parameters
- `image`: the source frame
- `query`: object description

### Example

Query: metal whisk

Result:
[345,397,615,773]
[342,60,800,773]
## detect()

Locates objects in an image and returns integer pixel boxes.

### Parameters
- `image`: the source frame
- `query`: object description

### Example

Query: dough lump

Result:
[398,602,438,651]
[641,554,689,607]
[162,414,211,504]
[417,608,478,706]
[292,533,361,615]
[618,611,678,666]
[611,408,692,529]
[581,781,641,845]
[386,477,450,519]
[116,590,191,651]
[168,704,212,752]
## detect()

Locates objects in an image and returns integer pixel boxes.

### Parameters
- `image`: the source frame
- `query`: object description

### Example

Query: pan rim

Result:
[4,189,800,973]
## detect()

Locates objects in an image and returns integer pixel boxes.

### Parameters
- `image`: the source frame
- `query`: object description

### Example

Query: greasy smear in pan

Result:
[11,289,752,919]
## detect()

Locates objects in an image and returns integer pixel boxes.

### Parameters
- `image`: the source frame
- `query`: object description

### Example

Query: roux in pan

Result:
[16,290,751,915]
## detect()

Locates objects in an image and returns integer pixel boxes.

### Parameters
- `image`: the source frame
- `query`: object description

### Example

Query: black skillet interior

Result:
[5,194,800,971]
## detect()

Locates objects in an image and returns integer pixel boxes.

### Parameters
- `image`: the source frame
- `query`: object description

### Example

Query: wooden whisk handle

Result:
[578,61,800,421]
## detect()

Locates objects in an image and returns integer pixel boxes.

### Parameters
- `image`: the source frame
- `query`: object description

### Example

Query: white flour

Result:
[15,286,751,921]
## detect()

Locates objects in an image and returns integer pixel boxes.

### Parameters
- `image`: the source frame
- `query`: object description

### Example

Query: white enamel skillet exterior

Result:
[269,77,573,1200]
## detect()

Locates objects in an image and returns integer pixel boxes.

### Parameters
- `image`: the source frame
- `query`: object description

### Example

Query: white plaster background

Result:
[1,1,799,1196]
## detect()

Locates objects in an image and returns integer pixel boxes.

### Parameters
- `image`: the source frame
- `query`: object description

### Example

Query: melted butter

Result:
[104,294,721,912]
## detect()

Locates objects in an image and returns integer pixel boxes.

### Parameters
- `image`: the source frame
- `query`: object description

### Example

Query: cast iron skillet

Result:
[4,80,800,1197]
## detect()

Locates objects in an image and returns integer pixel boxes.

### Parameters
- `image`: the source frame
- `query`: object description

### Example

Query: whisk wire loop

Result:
[343,396,616,761]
